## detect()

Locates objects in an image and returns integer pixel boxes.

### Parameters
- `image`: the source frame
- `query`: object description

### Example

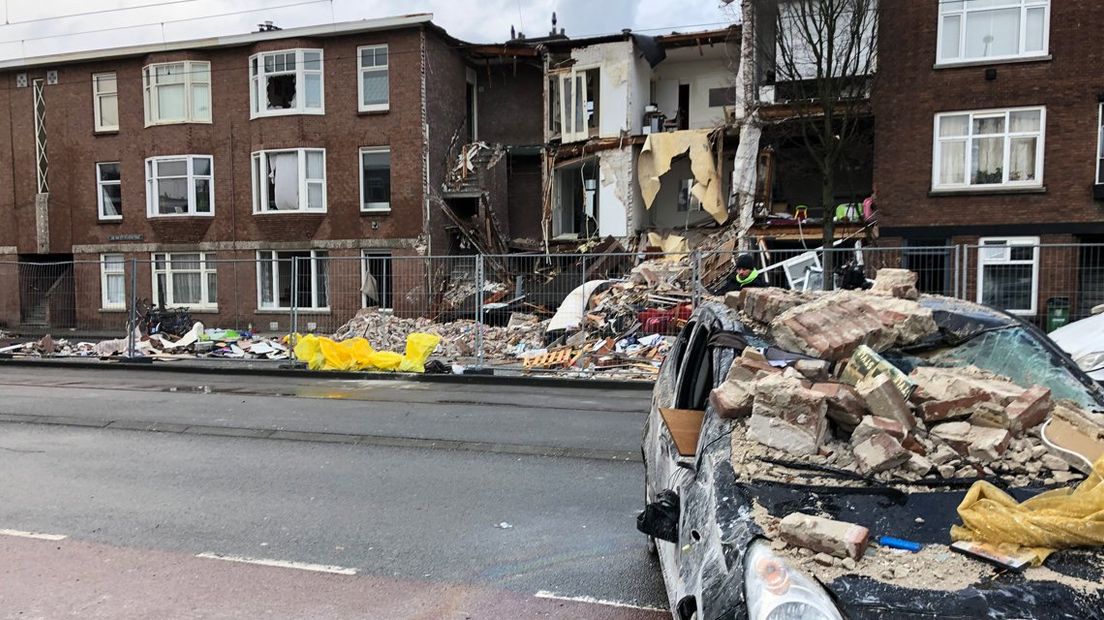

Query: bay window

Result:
[250,49,324,117]
[152,252,218,310]
[145,155,214,217]
[933,107,1044,190]
[251,149,326,213]
[938,0,1049,65]
[142,61,211,125]
[976,237,1039,315]
[257,250,328,310]
[100,253,126,310]
[358,45,389,112]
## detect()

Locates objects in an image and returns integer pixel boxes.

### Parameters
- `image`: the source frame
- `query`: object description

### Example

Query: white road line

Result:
[195,552,358,575]
[534,590,665,612]
[0,529,68,541]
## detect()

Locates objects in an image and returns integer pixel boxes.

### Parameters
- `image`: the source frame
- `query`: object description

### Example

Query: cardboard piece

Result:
[659,408,706,457]
[950,540,1034,571]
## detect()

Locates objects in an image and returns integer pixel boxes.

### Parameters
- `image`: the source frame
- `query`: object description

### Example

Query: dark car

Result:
[640,297,1104,620]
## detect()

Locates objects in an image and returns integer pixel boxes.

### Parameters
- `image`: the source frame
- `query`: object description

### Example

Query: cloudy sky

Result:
[0,0,736,60]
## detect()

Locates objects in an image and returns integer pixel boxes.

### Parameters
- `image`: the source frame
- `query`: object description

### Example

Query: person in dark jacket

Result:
[717,253,768,295]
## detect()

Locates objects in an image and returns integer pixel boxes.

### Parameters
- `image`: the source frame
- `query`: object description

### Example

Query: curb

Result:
[0,357,654,391]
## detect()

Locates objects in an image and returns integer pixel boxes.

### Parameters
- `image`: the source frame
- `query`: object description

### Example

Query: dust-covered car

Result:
[639,284,1104,620]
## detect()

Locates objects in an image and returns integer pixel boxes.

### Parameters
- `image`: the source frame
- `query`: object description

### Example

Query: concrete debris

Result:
[710,378,755,419]
[1005,386,1053,434]
[851,415,908,446]
[748,373,829,456]
[779,512,870,561]
[728,287,812,325]
[964,426,1012,461]
[870,268,919,300]
[856,373,916,429]
[853,432,912,474]
[811,382,866,431]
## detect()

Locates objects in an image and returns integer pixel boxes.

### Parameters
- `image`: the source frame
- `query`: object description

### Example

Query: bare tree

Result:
[759,0,878,287]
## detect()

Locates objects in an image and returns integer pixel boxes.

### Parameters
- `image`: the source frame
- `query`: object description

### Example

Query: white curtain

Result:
[940,141,966,185]
[965,8,1019,58]
[270,153,299,210]
[1009,137,1037,181]
[972,137,1003,184]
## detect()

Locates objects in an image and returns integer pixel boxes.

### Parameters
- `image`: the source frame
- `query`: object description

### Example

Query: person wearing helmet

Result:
[717,253,767,294]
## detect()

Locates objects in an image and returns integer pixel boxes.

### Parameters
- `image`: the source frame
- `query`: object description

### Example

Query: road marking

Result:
[195,552,358,575]
[534,590,665,612]
[0,529,68,541]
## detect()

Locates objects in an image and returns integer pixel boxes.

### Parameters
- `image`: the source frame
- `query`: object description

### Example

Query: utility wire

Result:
[0,0,207,27]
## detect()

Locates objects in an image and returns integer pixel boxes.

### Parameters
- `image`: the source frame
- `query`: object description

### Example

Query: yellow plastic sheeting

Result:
[647,232,689,261]
[950,455,1104,566]
[637,129,726,225]
[293,333,441,373]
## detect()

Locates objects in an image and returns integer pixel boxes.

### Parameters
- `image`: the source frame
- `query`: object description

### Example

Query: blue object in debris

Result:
[879,536,922,553]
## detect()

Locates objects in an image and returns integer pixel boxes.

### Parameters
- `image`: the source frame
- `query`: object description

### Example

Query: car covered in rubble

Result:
[639,283,1104,620]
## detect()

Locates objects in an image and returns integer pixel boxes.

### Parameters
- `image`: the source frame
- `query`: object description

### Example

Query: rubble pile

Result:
[0,327,291,361]
[332,308,544,360]
[0,335,98,357]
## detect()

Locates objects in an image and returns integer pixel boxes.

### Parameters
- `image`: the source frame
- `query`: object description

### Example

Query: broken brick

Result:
[747,374,828,456]
[919,393,992,423]
[965,426,1012,461]
[870,268,919,300]
[709,380,755,419]
[1004,386,1053,434]
[794,359,832,382]
[855,373,916,429]
[852,432,912,474]
[905,453,934,476]
[850,415,908,446]
[811,382,867,430]
[779,512,870,560]
[967,401,1011,429]
[931,421,972,453]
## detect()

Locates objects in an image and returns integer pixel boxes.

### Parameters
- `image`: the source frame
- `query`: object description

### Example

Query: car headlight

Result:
[745,540,843,620]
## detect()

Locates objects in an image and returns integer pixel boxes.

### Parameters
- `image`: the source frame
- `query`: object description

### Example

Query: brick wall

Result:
[874,0,1104,233]
[475,63,544,146]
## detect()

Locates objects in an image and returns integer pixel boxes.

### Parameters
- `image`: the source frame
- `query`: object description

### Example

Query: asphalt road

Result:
[0,367,666,619]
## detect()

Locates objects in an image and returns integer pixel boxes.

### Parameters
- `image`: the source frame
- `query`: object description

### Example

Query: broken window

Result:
[257,249,328,310]
[552,159,599,238]
[359,147,391,212]
[142,61,211,125]
[361,251,393,310]
[249,49,324,117]
[97,162,121,220]
[152,252,217,309]
[144,155,213,217]
[251,149,326,213]
[358,44,389,112]
[100,254,125,309]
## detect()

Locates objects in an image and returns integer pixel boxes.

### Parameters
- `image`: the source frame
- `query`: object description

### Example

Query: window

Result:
[142,61,211,125]
[152,252,218,310]
[938,0,1050,65]
[93,72,118,132]
[1097,103,1104,185]
[100,254,126,309]
[360,147,391,211]
[708,86,737,108]
[251,149,326,213]
[933,107,1044,190]
[250,49,324,117]
[97,162,122,220]
[257,250,328,310]
[358,45,389,112]
[976,237,1039,315]
[361,251,393,310]
[145,155,214,217]
[552,68,598,143]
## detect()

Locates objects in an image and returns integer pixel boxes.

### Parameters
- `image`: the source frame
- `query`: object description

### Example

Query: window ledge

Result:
[144,120,213,127]
[934,55,1051,70]
[147,214,215,219]
[358,107,390,116]
[360,207,392,215]
[172,306,219,313]
[99,307,128,313]
[250,110,326,120]
[252,210,327,216]
[255,308,331,314]
[929,186,1046,197]
[97,218,123,224]
[94,129,120,136]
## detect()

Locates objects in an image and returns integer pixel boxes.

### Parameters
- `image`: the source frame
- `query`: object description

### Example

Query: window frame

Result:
[931,106,1046,191]
[256,249,330,311]
[92,72,119,132]
[100,253,126,310]
[975,236,1040,315]
[1096,102,1104,185]
[151,251,218,311]
[144,155,215,218]
[97,161,122,221]
[360,250,393,310]
[357,44,390,113]
[251,148,327,214]
[936,0,1050,66]
[553,66,596,143]
[141,60,212,126]
[249,48,325,118]
[359,146,391,212]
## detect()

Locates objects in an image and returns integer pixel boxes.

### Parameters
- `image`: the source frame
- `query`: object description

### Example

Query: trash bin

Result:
[1047,297,1070,332]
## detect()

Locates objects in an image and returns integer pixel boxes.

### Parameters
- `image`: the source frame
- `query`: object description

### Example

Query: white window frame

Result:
[553,67,594,143]
[100,253,126,310]
[251,149,327,214]
[932,106,1045,191]
[976,236,1040,315]
[359,147,391,212]
[1096,102,1104,185]
[360,250,393,310]
[145,155,214,218]
[937,0,1050,66]
[97,162,122,221]
[92,72,119,132]
[151,252,218,311]
[256,249,329,311]
[249,49,325,118]
[142,60,211,126]
[357,44,389,112]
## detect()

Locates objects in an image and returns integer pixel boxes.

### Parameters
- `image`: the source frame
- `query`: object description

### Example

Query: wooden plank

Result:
[658,408,705,457]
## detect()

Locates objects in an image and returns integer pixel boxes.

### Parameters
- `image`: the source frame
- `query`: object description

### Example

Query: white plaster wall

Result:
[652,59,737,129]
[598,148,633,237]
[571,40,634,139]
[629,53,653,136]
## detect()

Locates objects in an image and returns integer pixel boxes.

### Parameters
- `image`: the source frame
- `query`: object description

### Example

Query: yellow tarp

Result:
[951,455,1104,566]
[293,333,441,373]
[647,232,689,261]
[637,129,727,225]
